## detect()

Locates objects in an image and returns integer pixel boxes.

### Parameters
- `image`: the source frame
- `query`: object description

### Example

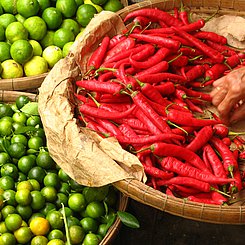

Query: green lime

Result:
[0,104,14,118]
[0,42,11,62]
[76,4,97,27]
[42,45,63,68]
[47,229,65,240]
[43,172,60,188]
[15,13,26,23]
[40,30,54,49]
[0,119,12,136]
[37,0,51,12]
[0,152,11,165]
[91,0,107,5]
[8,142,26,159]
[69,225,85,244]
[66,216,80,227]
[0,25,5,41]
[53,28,75,48]
[1,59,23,79]
[28,166,46,183]
[16,180,33,191]
[80,217,98,233]
[10,39,33,64]
[24,55,48,76]
[26,115,42,126]
[1,163,18,179]
[68,193,86,212]
[17,172,27,182]
[28,136,44,150]
[42,7,63,30]
[29,178,41,191]
[5,213,23,231]
[16,204,32,220]
[85,201,105,219]
[83,233,100,245]
[29,40,43,56]
[31,190,45,210]
[24,16,47,41]
[16,0,40,18]
[0,13,16,29]
[1,205,16,219]
[58,182,71,194]
[62,41,73,56]
[56,0,77,18]
[14,226,33,244]
[12,112,27,124]
[47,239,65,245]
[46,210,64,230]
[41,186,57,202]
[0,0,17,14]
[17,155,36,174]
[84,0,103,12]
[0,232,17,245]
[59,206,73,217]
[30,235,49,245]
[5,21,28,43]
[40,202,56,216]
[60,18,80,36]
[36,151,55,169]
[58,168,70,182]
[15,188,32,205]
[75,0,84,6]
[55,192,68,208]
[103,0,123,12]
[15,95,30,109]
[2,189,17,206]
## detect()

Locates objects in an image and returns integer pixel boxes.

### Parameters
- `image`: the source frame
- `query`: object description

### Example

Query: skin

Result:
[210,67,245,125]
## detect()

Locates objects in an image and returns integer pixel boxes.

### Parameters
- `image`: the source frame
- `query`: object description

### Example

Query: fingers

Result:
[211,86,227,107]
[229,102,245,124]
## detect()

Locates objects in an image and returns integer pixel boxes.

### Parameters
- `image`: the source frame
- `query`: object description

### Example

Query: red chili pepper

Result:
[187,195,222,205]
[118,123,138,137]
[116,118,148,131]
[168,54,189,67]
[97,71,115,83]
[76,79,123,94]
[194,31,227,45]
[123,8,184,27]
[204,63,228,81]
[172,27,225,63]
[206,40,237,57]
[222,137,232,146]
[129,47,171,69]
[210,136,239,174]
[99,93,131,104]
[171,126,196,136]
[156,176,211,193]
[74,93,97,107]
[132,92,172,134]
[226,52,245,68]
[129,33,181,51]
[186,126,213,152]
[133,15,151,27]
[173,184,201,195]
[143,164,174,180]
[233,137,244,151]
[179,47,202,57]
[213,124,229,138]
[179,2,189,25]
[185,99,203,113]
[154,82,176,96]
[87,36,110,70]
[161,156,234,184]
[96,118,122,137]
[184,64,208,82]
[79,104,136,120]
[130,44,156,61]
[108,34,127,50]
[150,143,207,170]
[105,37,136,61]
[211,190,228,205]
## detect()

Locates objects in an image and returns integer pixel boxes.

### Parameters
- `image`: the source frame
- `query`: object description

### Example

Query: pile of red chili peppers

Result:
[74,6,245,205]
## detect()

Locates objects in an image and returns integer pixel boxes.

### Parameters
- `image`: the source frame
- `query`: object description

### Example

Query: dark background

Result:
[113,199,245,245]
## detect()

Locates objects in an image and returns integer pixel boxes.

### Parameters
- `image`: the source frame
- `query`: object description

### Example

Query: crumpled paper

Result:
[38,11,146,187]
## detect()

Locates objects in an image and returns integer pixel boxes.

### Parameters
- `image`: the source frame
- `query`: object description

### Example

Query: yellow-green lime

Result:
[76,4,97,27]
[84,0,103,12]
[0,25,5,41]
[16,0,40,18]
[75,0,84,6]
[53,28,75,48]
[37,0,51,12]
[42,45,63,68]
[62,41,73,57]
[29,39,43,56]
[5,21,28,43]
[40,30,54,48]
[1,59,23,78]
[10,39,33,64]
[24,56,48,76]
[91,0,107,5]
[0,0,17,14]
[15,13,26,24]
[42,7,62,30]
[0,42,11,62]
[56,0,77,18]
[103,0,123,12]
[60,18,80,37]
[75,28,85,40]
[0,13,16,29]
[24,16,47,41]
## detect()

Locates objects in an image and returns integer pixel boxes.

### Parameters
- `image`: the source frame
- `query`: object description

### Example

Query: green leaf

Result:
[20,102,39,116]
[14,126,37,134]
[117,211,140,229]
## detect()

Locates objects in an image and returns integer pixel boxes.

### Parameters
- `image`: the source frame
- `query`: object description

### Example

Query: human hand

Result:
[210,67,245,125]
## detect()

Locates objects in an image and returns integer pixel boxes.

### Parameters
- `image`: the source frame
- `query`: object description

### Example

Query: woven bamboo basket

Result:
[1,90,129,244]
[38,0,245,225]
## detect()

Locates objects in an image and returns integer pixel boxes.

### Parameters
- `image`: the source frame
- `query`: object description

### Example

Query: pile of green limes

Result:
[0,0,124,79]
[0,95,131,245]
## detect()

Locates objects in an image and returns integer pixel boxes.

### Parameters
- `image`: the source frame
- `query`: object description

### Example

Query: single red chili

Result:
[168,54,189,67]
[129,33,181,51]
[87,36,110,70]
[194,31,227,45]
[123,8,184,27]
[160,156,233,184]
[116,118,148,131]
[204,63,228,81]
[129,47,171,69]
[79,104,136,120]
[213,124,229,138]
[173,184,201,195]
[184,64,208,82]
[172,27,225,63]
[179,2,189,25]
[187,195,222,205]
[74,93,96,107]
[233,137,244,151]
[185,99,204,113]
[76,79,123,94]
[108,34,127,50]
[96,118,122,137]
[143,164,175,180]
[154,82,176,96]
[211,190,228,205]
[202,147,214,173]
[100,102,130,112]
[210,136,239,174]
[99,93,131,104]
[186,126,213,152]
[206,40,237,57]
[97,71,115,83]
[118,123,138,137]
[226,52,245,68]
[179,47,202,57]
[133,15,151,28]
[171,126,196,136]
[130,44,156,61]
[136,72,186,83]
[203,144,227,178]
[222,137,232,146]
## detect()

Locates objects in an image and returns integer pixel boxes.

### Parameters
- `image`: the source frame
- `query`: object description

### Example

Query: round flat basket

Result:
[38,0,245,225]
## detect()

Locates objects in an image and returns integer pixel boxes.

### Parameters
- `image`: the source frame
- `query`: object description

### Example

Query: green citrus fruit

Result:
[0,13,16,29]
[76,4,97,27]
[24,16,47,41]
[68,193,86,212]
[85,201,105,219]
[10,39,33,64]
[24,56,48,76]
[91,0,107,5]
[5,213,23,231]
[37,0,51,12]
[28,166,46,183]
[60,18,80,36]
[15,188,32,206]
[42,7,63,30]
[36,151,55,169]
[1,59,23,78]
[30,235,49,245]
[0,0,17,14]
[40,30,54,48]
[16,0,40,18]
[103,0,123,12]
[83,233,100,245]
[29,40,43,56]
[14,226,33,244]
[84,0,103,12]
[42,45,63,68]
[53,28,75,48]
[0,232,17,245]
[56,0,77,18]
[31,190,45,210]
[69,225,85,244]
[62,41,73,57]
[46,210,64,230]
[15,13,26,23]
[75,0,84,6]
[47,229,64,241]
[0,42,11,62]
[5,21,28,43]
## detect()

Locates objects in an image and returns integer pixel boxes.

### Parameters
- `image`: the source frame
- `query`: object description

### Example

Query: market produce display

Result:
[0,95,138,244]
[0,0,124,79]
[74,6,245,206]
